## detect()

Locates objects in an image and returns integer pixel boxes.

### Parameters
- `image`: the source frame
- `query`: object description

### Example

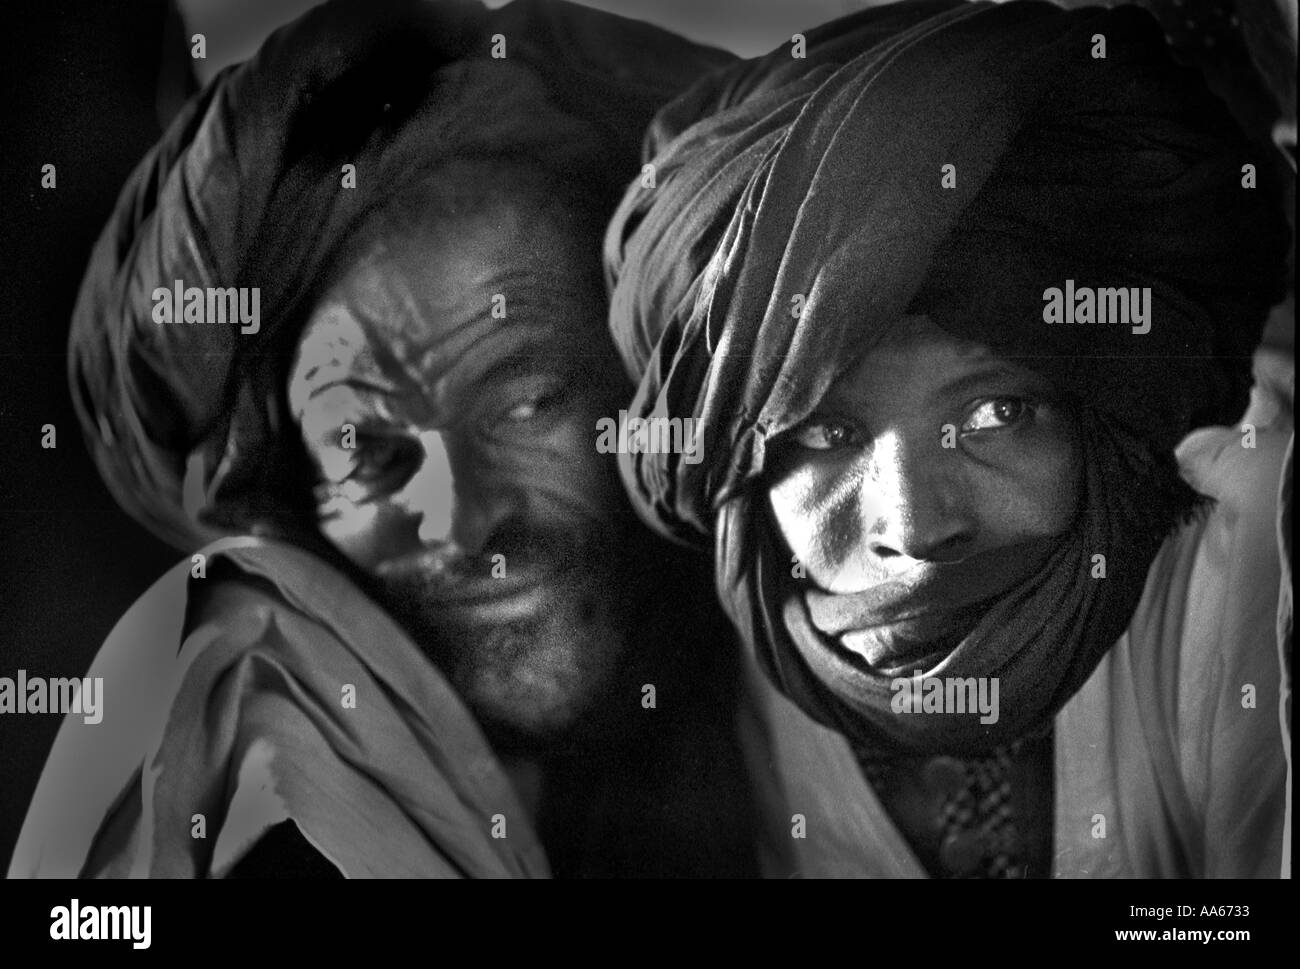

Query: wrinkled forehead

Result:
[288,194,605,416]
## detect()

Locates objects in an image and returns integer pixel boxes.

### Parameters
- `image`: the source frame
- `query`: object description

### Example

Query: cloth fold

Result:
[12,538,545,878]
[605,0,1289,756]
[69,0,732,551]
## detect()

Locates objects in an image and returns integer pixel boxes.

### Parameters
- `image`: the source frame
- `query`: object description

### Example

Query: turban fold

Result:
[69,0,731,550]
[605,0,1290,755]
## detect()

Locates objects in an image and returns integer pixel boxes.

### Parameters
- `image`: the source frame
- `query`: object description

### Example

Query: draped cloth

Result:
[736,351,1293,877]
[604,0,1290,756]
[42,0,739,877]
[68,0,731,551]
[10,538,547,877]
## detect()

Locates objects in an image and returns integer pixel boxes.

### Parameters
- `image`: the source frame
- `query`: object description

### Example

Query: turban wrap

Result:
[605,0,1290,756]
[69,0,730,551]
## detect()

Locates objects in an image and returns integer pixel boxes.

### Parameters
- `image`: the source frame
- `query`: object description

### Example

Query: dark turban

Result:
[605,0,1290,755]
[69,0,730,550]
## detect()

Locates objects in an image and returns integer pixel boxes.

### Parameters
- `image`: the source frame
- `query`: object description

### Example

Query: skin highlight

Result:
[766,314,1082,631]
[288,169,642,749]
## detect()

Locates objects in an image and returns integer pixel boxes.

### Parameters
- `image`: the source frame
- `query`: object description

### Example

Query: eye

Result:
[503,388,565,424]
[348,434,418,486]
[789,417,862,451]
[962,396,1030,433]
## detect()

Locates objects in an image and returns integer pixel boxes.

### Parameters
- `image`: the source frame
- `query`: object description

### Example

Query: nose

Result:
[862,428,975,564]
[404,430,523,555]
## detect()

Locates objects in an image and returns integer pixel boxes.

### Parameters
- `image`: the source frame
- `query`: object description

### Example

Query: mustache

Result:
[375,518,621,590]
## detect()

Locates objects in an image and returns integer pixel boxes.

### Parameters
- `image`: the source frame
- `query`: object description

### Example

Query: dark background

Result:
[0,1,184,873]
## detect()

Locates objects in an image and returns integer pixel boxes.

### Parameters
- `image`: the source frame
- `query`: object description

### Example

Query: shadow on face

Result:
[765,314,1082,605]
[287,166,644,748]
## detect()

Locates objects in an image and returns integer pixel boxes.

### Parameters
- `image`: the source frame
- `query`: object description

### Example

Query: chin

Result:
[453,616,632,751]
[376,568,638,753]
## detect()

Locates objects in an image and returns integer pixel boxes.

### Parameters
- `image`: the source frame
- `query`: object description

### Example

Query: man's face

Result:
[288,191,639,745]
[765,314,1081,670]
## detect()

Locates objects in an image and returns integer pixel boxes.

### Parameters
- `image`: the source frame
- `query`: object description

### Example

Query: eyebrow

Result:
[478,350,563,384]
[442,346,572,400]
[935,362,1043,402]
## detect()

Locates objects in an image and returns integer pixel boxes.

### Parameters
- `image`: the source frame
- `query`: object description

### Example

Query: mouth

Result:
[372,536,616,619]
[806,538,1060,671]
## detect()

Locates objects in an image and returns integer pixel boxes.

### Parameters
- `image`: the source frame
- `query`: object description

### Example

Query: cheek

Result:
[519,420,623,511]
[767,461,864,579]
[319,492,422,569]
[491,394,626,511]
[970,434,1081,543]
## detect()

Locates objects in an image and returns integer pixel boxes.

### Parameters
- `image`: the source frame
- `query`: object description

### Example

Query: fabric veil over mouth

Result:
[604,0,1290,755]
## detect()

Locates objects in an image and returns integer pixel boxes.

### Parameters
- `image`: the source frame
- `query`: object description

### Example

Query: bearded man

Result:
[10,0,759,878]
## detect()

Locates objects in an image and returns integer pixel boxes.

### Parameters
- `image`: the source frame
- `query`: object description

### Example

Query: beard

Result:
[364,522,642,754]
